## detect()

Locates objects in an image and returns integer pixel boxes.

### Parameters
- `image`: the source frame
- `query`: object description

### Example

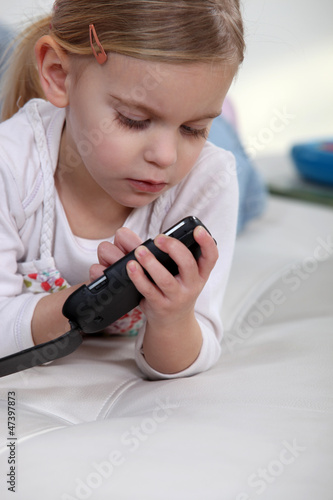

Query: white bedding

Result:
[0,195,332,500]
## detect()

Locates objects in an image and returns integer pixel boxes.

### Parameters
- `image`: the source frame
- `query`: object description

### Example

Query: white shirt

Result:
[0,99,239,379]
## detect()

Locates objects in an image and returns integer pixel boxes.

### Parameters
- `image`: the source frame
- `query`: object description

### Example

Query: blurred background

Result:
[1,0,332,160]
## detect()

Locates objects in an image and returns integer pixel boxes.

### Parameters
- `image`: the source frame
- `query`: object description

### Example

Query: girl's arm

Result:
[126,226,218,374]
[31,228,145,346]
[31,283,86,345]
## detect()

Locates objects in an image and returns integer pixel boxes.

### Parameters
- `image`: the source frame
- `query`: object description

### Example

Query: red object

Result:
[41,282,52,292]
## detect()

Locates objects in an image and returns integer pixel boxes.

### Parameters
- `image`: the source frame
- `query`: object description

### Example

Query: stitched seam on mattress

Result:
[96,377,141,420]
[0,399,77,425]
[0,425,67,456]
[227,260,312,329]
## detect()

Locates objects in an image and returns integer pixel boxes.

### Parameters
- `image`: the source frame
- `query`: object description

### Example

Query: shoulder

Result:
[0,98,64,175]
[190,140,237,186]
[0,98,61,142]
[0,99,65,217]
[198,139,236,163]
[172,140,238,210]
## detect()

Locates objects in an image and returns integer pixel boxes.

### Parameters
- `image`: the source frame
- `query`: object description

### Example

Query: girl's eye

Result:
[116,113,150,131]
[181,125,208,140]
[116,112,208,140]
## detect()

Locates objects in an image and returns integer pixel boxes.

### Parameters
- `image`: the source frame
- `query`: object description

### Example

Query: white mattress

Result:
[0,196,332,500]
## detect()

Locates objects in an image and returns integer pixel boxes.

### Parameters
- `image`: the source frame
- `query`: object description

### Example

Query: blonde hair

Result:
[1,0,245,121]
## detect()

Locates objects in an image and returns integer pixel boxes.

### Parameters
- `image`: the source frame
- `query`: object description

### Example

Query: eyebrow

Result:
[110,95,221,122]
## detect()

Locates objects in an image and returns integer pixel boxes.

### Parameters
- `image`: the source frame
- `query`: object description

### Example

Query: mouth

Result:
[127,178,168,193]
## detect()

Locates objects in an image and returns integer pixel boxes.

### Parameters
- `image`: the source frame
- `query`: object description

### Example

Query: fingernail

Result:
[136,246,148,258]
[154,234,167,248]
[195,225,206,236]
[127,261,138,273]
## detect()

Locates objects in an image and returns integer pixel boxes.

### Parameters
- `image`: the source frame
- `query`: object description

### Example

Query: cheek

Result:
[177,142,206,178]
[96,130,137,164]
[83,129,140,180]
[67,95,116,157]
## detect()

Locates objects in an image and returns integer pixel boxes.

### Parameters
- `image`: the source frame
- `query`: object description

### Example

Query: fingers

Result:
[97,241,124,268]
[114,227,143,254]
[90,228,143,282]
[126,252,162,302]
[126,226,218,299]
[126,240,183,305]
[89,263,107,282]
[91,226,218,304]
[152,226,218,285]
[193,225,219,281]
[97,228,143,267]
[153,234,198,287]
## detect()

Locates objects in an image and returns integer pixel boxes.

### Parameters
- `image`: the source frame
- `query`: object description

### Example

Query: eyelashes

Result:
[115,113,208,140]
[181,124,208,140]
[116,113,150,131]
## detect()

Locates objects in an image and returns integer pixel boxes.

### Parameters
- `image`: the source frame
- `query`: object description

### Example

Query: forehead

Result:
[72,53,237,120]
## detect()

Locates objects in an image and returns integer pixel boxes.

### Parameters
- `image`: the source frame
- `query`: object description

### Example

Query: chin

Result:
[119,191,164,209]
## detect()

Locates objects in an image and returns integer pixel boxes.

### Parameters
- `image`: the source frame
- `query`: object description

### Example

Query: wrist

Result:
[142,311,203,374]
[31,283,86,345]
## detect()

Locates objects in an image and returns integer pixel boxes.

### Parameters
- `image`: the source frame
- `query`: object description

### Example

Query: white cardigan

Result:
[0,99,239,379]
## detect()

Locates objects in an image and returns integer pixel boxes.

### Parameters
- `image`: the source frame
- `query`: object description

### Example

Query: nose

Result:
[143,127,178,168]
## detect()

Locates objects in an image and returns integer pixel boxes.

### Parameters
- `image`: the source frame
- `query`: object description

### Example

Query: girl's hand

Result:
[126,225,218,328]
[89,225,218,374]
[89,227,143,281]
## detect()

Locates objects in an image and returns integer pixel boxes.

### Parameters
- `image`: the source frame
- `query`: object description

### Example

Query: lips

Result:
[127,178,167,193]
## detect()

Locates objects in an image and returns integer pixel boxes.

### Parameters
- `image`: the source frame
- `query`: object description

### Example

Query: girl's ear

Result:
[34,35,70,108]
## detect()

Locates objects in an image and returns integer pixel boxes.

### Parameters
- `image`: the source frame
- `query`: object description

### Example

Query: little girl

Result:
[0,0,244,379]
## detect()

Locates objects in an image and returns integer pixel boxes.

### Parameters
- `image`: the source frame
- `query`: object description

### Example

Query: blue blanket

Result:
[209,115,267,233]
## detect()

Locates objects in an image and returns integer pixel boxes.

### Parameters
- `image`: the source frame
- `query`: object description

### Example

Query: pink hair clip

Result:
[89,24,108,65]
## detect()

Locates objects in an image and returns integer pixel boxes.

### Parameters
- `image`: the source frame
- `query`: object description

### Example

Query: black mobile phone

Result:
[62,216,214,334]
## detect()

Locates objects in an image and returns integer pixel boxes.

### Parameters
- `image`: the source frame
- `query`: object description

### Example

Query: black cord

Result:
[0,326,83,377]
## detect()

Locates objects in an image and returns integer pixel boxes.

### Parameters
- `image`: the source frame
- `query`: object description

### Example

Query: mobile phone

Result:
[62,216,214,333]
